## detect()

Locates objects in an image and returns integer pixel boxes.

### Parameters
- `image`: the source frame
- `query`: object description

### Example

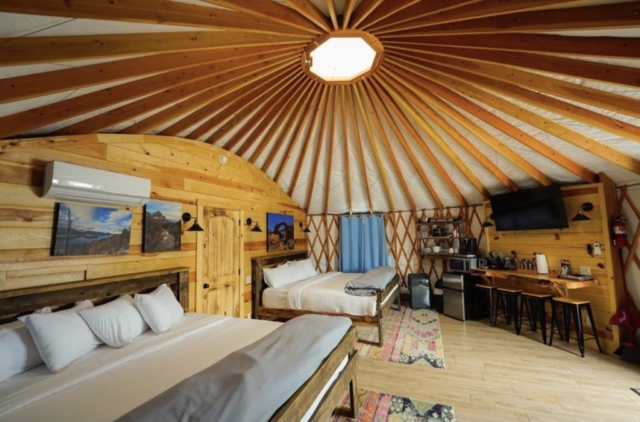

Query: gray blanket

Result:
[344,266,396,296]
[116,315,351,422]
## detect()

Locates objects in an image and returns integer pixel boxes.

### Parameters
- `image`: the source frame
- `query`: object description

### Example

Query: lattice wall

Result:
[619,185,640,310]
[307,205,485,289]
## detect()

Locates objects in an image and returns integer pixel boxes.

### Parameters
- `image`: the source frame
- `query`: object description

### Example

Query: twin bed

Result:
[0,268,359,422]
[252,252,401,347]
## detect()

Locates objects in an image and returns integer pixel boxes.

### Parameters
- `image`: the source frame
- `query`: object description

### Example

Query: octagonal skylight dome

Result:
[309,37,378,82]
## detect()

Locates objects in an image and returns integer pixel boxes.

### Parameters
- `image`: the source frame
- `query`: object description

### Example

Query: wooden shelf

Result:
[417,221,463,226]
[417,235,455,239]
[420,253,452,258]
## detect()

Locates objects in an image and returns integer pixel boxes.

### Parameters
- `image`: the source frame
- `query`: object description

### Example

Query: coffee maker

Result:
[459,238,478,256]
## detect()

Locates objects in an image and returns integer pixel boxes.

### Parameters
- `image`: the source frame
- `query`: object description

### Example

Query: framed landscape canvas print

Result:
[143,200,182,253]
[267,213,294,252]
[53,203,132,256]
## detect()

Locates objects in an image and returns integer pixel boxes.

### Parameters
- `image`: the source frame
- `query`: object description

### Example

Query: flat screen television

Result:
[489,185,569,231]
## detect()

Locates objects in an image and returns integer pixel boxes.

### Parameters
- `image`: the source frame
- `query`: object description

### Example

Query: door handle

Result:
[203,283,210,289]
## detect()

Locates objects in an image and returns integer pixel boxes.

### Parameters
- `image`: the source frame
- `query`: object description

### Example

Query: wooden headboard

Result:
[251,251,308,318]
[0,267,190,323]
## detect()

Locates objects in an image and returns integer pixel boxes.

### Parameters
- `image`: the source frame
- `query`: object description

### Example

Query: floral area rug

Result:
[332,389,455,422]
[357,307,444,368]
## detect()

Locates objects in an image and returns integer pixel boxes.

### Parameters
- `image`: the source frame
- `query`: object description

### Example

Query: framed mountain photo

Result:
[143,200,182,253]
[52,203,132,256]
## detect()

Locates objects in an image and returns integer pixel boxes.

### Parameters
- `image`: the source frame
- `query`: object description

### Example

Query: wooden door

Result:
[197,207,243,317]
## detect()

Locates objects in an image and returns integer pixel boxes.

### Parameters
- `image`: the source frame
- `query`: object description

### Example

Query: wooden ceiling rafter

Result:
[364,78,439,208]
[220,72,304,151]
[384,44,640,90]
[0,0,313,36]
[0,32,306,67]
[274,84,324,183]
[403,53,640,142]
[202,0,322,34]
[53,55,297,136]
[379,66,522,191]
[353,83,397,212]
[0,50,293,139]
[357,0,423,30]
[125,65,300,135]
[157,73,299,138]
[383,63,552,187]
[305,83,333,211]
[281,0,332,32]
[341,0,358,29]
[372,71,467,207]
[203,63,300,146]
[348,0,385,29]
[410,63,640,175]
[234,77,309,158]
[340,86,353,213]
[288,84,329,199]
[382,33,640,60]
[262,83,323,174]
[370,0,581,34]
[376,68,490,199]
[250,81,316,164]
[325,0,340,30]
[382,1,640,36]
[387,61,597,183]
[361,80,417,210]
[322,87,338,215]
[365,0,481,32]
[347,85,375,213]
[0,45,301,105]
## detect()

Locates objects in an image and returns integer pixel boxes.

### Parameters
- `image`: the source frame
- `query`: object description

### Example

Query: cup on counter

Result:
[454,248,459,253]
[424,247,432,253]
[448,247,454,253]
[432,246,441,253]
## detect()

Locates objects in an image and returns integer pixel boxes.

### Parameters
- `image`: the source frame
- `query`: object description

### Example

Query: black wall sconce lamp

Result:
[482,216,494,227]
[299,222,311,233]
[182,213,204,232]
[571,202,593,222]
[246,218,262,232]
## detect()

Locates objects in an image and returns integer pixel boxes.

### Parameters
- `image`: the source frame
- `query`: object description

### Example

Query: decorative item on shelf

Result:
[246,218,262,232]
[571,202,593,221]
[299,222,311,233]
[182,212,204,232]
[432,246,442,253]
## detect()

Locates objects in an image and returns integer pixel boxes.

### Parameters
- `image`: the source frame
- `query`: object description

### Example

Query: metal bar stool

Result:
[519,292,553,344]
[495,288,524,334]
[549,297,604,357]
[475,284,498,326]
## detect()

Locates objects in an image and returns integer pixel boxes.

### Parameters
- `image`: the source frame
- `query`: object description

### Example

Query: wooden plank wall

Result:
[0,134,307,317]
[484,182,622,354]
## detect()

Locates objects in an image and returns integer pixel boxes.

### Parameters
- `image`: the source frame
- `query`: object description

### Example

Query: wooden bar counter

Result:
[471,268,596,296]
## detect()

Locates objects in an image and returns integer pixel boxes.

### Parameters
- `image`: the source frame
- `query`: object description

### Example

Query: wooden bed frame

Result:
[0,267,358,421]
[252,251,402,347]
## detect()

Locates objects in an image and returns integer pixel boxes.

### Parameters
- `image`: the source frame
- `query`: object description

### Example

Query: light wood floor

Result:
[357,314,640,422]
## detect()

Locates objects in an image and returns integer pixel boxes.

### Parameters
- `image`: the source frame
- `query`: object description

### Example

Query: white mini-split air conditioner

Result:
[41,161,151,206]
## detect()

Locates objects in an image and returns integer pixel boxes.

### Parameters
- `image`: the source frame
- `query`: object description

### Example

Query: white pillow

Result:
[286,260,308,283]
[0,321,45,382]
[299,258,318,278]
[24,302,103,373]
[80,295,149,348]
[17,306,52,322]
[262,264,298,288]
[134,285,184,334]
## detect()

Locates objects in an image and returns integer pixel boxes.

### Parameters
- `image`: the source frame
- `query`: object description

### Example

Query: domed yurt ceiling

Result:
[0,0,639,214]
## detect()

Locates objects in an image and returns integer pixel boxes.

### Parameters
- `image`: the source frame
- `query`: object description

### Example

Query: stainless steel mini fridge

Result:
[442,272,473,321]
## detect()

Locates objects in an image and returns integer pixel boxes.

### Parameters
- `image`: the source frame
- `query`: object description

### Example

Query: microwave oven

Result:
[447,257,478,274]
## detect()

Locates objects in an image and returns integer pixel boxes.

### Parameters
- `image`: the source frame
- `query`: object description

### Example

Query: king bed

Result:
[0,268,359,422]
[252,251,401,347]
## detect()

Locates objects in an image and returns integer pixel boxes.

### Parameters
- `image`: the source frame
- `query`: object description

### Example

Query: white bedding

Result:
[0,314,282,422]
[263,272,393,317]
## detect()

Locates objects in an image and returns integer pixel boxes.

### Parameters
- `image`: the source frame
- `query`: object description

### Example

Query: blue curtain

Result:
[339,215,389,272]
